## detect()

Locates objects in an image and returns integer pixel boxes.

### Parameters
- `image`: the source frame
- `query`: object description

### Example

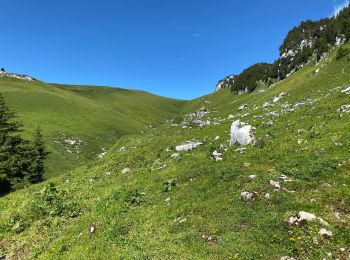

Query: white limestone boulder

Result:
[230,120,255,146]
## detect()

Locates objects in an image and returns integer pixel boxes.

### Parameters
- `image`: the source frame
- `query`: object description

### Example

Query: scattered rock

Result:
[175,141,203,152]
[321,183,331,189]
[238,104,248,111]
[279,174,293,182]
[319,228,332,239]
[243,162,251,167]
[122,168,131,174]
[269,180,281,190]
[230,120,255,146]
[240,190,258,203]
[171,153,180,159]
[338,104,350,113]
[273,92,287,103]
[184,109,210,127]
[341,86,350,94]
[174,217,187,223]
[97,148,107,159]
[90,225,96,233]
[212,150,223,161]
[280,257,296,260]
[247,175,256,182]
[287,211,328,227]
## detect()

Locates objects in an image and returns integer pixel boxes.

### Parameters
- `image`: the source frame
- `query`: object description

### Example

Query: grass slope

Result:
[0,80,185,177]
[1,45,350,259]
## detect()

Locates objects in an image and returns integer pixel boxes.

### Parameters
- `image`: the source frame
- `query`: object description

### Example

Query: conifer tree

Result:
[28,128,48,184]
[0,93,25,194]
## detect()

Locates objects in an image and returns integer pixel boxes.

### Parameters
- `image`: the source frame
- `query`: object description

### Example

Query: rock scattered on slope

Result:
[273,91,287,103]
[319,228,332,239]
[280,257,296,260]
[240,190,258,203]
[54,136,86,154]
[171,153,180,159]
[246,175,256,183]
[122,168,131,174]
[338,104,350,113]
[341,86,350,94]
[230,120,255,145]
[269,180,282,191]
[175,141,203,152]
[212,150,223,161]
[97,148,107,159]
[287,211,328,227]
[238,104,248,111]
[184,108,210,127]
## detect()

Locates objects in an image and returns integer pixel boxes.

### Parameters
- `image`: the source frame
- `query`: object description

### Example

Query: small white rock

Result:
[319,228,332,239]
[122,168,131,174]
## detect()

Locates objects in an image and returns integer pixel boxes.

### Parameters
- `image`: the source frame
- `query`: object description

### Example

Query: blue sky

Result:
[0,0,348,99]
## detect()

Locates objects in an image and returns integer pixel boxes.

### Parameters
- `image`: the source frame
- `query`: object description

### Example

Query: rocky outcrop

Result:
[0,70,35,81]
[215,75,235,92]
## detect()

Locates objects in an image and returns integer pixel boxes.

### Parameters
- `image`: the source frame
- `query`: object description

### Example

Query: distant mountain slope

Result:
[0,78,185,177]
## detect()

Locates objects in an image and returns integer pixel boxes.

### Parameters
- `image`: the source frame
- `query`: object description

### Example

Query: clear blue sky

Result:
[0,0,347,99]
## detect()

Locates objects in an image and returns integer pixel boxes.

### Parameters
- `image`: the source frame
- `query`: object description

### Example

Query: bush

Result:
[30,183,79,219]
[8,212,27,233]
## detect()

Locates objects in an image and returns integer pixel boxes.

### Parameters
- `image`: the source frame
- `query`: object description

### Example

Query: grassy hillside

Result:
[1,45,349,259]
[0,79,185,177]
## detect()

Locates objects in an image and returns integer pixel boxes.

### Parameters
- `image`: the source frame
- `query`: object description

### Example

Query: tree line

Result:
[230,4,350,94]
[0,93,48,196]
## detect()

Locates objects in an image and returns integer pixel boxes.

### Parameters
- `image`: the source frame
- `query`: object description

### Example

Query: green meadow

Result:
[0,44,349,259]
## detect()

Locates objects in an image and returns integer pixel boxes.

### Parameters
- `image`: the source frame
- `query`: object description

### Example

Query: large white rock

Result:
[175,141,203,152]
[230,120,255,146]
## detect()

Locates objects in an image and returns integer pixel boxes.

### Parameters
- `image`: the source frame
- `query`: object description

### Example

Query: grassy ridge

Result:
[0,45,349,259]
[0,79,185,177]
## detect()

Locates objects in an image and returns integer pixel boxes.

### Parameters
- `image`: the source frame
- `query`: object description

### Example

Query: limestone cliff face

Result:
[215,75,235,92]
